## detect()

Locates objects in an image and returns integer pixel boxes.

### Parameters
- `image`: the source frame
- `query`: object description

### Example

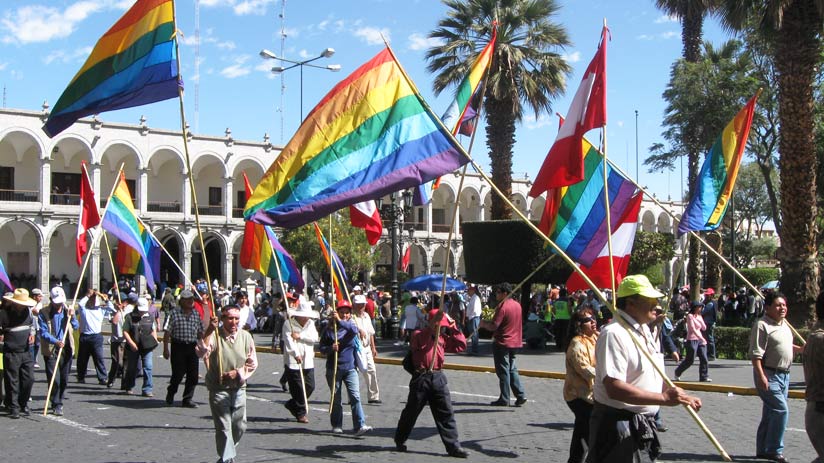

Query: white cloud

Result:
[408,33,442,51]
[562,51,581,63]
[43,45,93,65]
[0,62,7,71]
[220,55,252,79]
[234,0,275,16]
[524,113,554,131]
[217,41,236,50]
[1,2,105,44]
[636,31,680,41]
[654,14,679,24]
[616,120,625,128]
[354,27,390,46]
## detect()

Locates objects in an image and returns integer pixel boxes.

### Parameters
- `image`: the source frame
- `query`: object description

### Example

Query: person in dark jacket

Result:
[1,289,37,418]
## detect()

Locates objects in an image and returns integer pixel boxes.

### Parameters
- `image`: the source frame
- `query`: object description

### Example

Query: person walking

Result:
[163,289,204,407]
[353,294,381,404]
[673,301,711,382]
[107,293,127,388]
[804,291,824,461]
[481,283,526,407]
[552,288,572,351]
[282,300,319,423]
[199,305,258,463]
[39,286,78,416]
[394,307,469,458]
[701,289,718,360]
[749,291,803,463]
[563,309,598,463]
[0,289,37,418]
[75,289,114,385]
[465,285,483,355]
[122,298,158,397]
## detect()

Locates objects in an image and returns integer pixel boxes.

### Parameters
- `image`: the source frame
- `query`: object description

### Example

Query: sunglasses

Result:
[580,317,596,323]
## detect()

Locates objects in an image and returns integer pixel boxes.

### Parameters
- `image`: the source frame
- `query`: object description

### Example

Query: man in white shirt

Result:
[466,285,483,355]
[282,300,319,423]
[233,291,257,332]
[353,294,381,404]
[588,275,702,462]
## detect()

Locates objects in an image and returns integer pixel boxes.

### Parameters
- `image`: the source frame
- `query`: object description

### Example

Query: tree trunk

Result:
[774,1,821,327]
[705,231,722,293]
[484,94,515,220]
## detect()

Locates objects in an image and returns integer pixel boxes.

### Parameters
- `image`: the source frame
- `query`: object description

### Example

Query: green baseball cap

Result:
[616,275,664,299]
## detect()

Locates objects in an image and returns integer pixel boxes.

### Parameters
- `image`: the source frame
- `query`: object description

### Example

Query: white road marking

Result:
[45,414,110,436]
[248,394,351,416]
[399,385,527,401]
[787,427,807,433]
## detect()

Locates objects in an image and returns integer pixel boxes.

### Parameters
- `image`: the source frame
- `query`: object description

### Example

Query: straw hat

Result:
[4,288,37,307]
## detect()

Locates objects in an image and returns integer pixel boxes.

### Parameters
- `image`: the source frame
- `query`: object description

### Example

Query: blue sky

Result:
[0,0,733,200]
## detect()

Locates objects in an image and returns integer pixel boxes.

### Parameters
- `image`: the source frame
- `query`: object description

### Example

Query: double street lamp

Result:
[259,47,341,121]
[376,189,414,339]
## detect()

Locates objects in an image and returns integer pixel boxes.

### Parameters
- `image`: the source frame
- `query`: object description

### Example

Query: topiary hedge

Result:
[713,326,810,360]
[720,267,779,289]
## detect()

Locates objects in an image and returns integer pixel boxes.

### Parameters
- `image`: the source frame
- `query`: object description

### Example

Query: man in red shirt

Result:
[481,283,526,407]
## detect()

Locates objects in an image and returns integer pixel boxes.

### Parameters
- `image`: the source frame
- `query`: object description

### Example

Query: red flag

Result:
[76,160,100,266]
[530,26,608,196]
[239,173,260,270]
[565,191,642,291]
[349,200,383,245]
[399,245,411,272]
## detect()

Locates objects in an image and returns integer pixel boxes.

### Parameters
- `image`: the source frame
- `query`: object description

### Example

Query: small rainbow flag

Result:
[313,222,349,302]
[102,172,160,290]
[43,0,180,137]
[0,255,13,290]
[678,91,760,236]
[245,47,468,228]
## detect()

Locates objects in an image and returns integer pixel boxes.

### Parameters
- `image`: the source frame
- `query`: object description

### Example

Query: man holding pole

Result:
[587,275,702,463]
[163,289,204,408]
[0,289,37,419]
[282,300,318,423]
[39,286,78,416]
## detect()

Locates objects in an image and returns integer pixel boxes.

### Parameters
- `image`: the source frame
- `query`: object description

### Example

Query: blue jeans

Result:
[468,317,480,353]
[756,370,789,456]
[492,343,525,402]
[124,349,153,394]
[325,368,365,430]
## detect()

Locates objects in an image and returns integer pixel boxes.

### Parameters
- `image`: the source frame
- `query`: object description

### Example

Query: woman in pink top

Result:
[674,300,711,382]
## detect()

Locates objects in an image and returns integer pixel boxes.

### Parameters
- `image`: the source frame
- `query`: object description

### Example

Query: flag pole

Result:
[101,232,123,305]
[43,163,125,416]
[327,216,338,414]
[599,20,617,298]
[171,1,221,375]
[133,215,205,298]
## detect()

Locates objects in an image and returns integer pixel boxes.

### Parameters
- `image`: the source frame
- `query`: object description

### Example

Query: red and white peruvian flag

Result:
[565,191,642,292]
[399,245,411,272]
[530,26,608,196]
[349,200,382,245]
[76,160,101,266]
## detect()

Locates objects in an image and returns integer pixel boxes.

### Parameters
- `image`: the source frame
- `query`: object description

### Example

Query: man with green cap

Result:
[587,275,702,463]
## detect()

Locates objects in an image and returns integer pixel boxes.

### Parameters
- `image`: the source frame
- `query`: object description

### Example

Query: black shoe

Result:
[53,405,64,416]
[757,454,789,463]
[106,382,113,389]
[489,399,509,406]
[368,399,382,404]
[165,393,174,406]
[448,447,469,458]
[181,401,198,409]
[21,406,30,416]
[10,410,20,419]
[98,380,108,385]
[514,397,527,407]
[76,377,85,384]
[395,440,407,452]
[656,425,668,432]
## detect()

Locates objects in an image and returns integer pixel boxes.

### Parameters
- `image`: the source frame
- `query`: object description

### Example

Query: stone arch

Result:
[152,227,186,288]
[95,139,145,168]
[529,196,546,222]
[189,230,227,283]
[47,221,83,292]
[99,141,142,200]
[641,210,656,232]
[190,152,228,215]
[229,156,267,180]
[431,245,457,275]
[0,218,43,290]
[147,146,186,212]
[510,192,528,219]
[431,184,456,233]
[657,212,672,234]
[458,186,482,223]
[0,126,46,162]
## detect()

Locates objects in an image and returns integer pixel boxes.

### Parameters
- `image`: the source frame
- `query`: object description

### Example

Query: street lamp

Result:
[259,47,341,121]
[376,189,413,339]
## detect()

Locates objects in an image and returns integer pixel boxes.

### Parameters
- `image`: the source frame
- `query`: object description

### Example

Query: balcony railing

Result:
[192,205,223,216]
[0,189,39,202]
[99,197,136,208]
[232,208,244,218]
[147,201,182,213]
[432,223,451,233]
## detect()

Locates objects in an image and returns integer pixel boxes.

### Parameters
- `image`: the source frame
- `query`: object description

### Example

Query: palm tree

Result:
[717,0,824,327]
[426,0,571,220]
[654,0,717,299]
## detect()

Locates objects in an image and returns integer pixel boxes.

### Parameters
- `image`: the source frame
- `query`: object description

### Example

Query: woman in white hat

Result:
[282,301,319,423]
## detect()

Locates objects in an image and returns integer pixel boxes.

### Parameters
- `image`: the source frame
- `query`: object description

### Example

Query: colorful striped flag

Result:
[239,174,305,291]
[43,0,180,137]
[114,241,143,275]
[244,48,469,228]
[539,139,638,267]
[313,222,349,302]
[102,172,160,290]
[678,92,760,236]
[0,255,13,290]
[77,161,101,266]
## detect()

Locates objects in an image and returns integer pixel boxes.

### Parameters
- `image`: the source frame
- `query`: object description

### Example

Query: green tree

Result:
[426,0,571,219]
[627,231,676,276]
[731,162,774,240]
[280,211,379,290]
[717,0,824,326]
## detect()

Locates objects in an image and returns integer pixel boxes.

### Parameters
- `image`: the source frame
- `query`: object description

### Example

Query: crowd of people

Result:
[0,274,822,463]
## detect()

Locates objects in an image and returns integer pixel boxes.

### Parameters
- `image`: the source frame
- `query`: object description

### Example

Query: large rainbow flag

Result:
[0,255,13,290]
[539,139,638,267]
[102,172,160,290]
[313,222,349,302]
[43,0,180,137]
[244,47,468,228]
[678,92,760,236]
[239,174,304,292]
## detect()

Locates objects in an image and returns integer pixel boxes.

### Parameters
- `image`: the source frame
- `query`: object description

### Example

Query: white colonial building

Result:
[0,107,685,296]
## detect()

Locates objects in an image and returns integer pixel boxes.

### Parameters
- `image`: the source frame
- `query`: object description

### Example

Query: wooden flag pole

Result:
[328,215,338,415]
[287,318,310,418]
[101,232,123,305]
[132,215,204,297]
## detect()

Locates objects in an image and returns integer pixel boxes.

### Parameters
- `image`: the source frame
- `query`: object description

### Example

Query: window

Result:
[209,187,222,206]
[236,190,246,209]
[0,167,12,190]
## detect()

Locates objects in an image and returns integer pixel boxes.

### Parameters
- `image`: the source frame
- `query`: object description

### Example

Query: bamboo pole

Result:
[43,164,124,416]
[328,215,338,415]
[600,127,617,298]
[100,232,123,305]
[133,216,204,298]
[287,318,310,418]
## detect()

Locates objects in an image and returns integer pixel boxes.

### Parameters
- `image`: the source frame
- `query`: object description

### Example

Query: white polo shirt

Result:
[593,311,665,415]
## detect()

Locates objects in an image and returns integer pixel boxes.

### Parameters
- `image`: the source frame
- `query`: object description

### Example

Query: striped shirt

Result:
[166,307,204,344]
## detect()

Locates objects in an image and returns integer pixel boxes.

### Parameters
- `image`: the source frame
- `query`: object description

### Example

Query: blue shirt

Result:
[77,297,115,335]
[702,302,717,326]
[39,307,79,345]
[320,319,358,371]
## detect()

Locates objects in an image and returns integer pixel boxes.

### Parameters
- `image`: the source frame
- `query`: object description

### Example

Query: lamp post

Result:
[376,189,413,339]
[259,47,341,122]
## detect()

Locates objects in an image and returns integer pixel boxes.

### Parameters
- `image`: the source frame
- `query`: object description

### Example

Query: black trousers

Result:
[167,343,198,402]
[395,371,461,453]
[3,351,34,412]
[77,333,107,382]
[567,399,593,463]
[44,346,73,408]
[108,341,125,386]
[284,367,315,418]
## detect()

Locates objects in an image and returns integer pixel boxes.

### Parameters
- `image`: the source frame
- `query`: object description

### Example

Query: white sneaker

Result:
[332,427,343,434]
[355,425,373,436]
[701,378,712,382]
[674,376,681,381]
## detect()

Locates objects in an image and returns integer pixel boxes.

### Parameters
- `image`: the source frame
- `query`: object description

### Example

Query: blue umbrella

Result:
[402,273,467,292]
[761,280,779,290]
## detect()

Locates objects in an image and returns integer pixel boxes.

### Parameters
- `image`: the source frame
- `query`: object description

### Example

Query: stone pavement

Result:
[2,331,817,462]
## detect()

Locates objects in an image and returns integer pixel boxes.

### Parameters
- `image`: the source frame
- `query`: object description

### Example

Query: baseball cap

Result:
[127,292,139,303]
[690,300,705,308]
[616,275,664,299]
[703,287,715,296]
[353,294,367,305]
[336,299,352,310]
[179,289,195,299]
[30,288,43,296]
[137,298,149,311]
[50,286,67,304]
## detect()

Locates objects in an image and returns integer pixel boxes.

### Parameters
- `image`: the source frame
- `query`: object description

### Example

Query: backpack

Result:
[131,313,158,351]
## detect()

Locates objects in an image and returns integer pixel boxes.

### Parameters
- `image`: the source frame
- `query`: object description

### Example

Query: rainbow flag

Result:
[244,47,469,228]
[114,241,142,275]
[539,139,638,267]
[239,174,304,291]
[313,222,349,302]
[102,172,160,290]
[43,0,180,137]
[0,255,13,290]
[678,92,760,236]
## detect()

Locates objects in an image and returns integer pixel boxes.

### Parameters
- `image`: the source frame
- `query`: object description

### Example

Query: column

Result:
[182,173,192,219]
[425,202,433,235]
[424,246,432,274]
[39,246,50,291]
[89,248,101,291]
[183,251,192,287]
[41,158,52,206]
[453,202,461,231]
[138,168,149,213]
[90,163,102,206]
[223,177,233,218]
[224,253,233,289]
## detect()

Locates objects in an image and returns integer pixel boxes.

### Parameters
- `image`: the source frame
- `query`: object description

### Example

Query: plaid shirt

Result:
[167,307,204,344]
